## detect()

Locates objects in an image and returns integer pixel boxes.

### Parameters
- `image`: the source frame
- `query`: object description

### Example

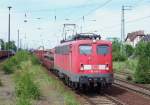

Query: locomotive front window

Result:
[79,45,92,55]
[97,45,109,55]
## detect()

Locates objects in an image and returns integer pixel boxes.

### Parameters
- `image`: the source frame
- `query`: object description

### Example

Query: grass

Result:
[14,59,41,105]
[15,70,40,100]
[113,58,138,74]
[113,59,138,81]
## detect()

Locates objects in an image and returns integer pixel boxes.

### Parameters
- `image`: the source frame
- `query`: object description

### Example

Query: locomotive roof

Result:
[61,33,101,43]
[56,39,112,47]
[56,33,111,47]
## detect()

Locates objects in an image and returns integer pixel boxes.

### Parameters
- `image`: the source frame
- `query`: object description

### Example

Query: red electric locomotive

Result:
[54,33,113,88]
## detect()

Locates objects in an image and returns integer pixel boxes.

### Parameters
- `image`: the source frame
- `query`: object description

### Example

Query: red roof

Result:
[125,31,145,41]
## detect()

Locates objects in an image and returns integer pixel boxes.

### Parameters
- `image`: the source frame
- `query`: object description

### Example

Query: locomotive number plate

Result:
[92,65,99,70]
[84,65,92,70]
[99,65,106,70]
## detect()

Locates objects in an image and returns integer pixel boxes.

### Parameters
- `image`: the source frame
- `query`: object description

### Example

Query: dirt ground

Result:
[0,70,15,105]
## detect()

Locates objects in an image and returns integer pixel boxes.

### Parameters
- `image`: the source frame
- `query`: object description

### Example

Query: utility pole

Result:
[24,13,27,50]
[8,6,12,57]
[20,39,22,50]
[17,29,20,51]
[121,5,131,54]
[121,5,124,43]
[121,5,131,43]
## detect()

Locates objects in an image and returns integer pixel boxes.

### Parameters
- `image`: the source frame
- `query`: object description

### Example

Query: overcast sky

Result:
[0,0,150,49]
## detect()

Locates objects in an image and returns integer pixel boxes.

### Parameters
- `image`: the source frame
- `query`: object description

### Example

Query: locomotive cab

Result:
[76,40,113,87]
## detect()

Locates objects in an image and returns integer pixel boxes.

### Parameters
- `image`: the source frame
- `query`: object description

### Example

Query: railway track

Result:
[114,78,150,97]
[115,71,150,93]
[77,92,125,105]
[115,71,132,76]
[78,77,150,105]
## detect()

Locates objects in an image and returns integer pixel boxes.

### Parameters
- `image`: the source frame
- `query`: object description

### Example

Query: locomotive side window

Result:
[97,45,109,55]
[55,45,70,54]
[79,45,92,55]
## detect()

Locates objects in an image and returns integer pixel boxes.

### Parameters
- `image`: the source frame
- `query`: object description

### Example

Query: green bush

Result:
[16,95,31,105]
[31,55,40,65]
[2,51,30,74]
[0,79,2,86]
[112,40,127,61]
[125,44,134,57]
[3,60,14,74]
[15,72,40,100]
[16,51,29,62]
[134,57,150,83]
[125,59,137,72]
[134,42,150,83]
[113,52,127,61]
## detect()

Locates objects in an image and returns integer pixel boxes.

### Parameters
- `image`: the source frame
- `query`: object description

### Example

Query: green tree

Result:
[125,44,134,57]
[112,40,127,61]
[134,42,150,83]
[135,41,146,56]
[0,39,5,50]
[5,41,17,51]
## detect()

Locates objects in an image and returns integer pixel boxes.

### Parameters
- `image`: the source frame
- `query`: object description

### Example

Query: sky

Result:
[0,0,150,49]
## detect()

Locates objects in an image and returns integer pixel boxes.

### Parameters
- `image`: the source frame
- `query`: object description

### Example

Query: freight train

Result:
[35,33,113,89]
[0,50,14,58]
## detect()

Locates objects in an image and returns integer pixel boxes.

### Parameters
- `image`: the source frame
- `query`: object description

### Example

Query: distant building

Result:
[125,30,145,47]
[142,35,150,42]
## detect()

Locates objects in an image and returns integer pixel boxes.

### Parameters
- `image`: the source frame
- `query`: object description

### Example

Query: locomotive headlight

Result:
[80,65,92,70]
[105,67,109,70]
[80,64,84,70]
[93,39,96,43]
[105,64,109,70]
[80,66,84,70]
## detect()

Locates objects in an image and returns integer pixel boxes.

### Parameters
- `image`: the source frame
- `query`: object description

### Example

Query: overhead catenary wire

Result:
[75,0,113,21]
[100,14,150,31]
